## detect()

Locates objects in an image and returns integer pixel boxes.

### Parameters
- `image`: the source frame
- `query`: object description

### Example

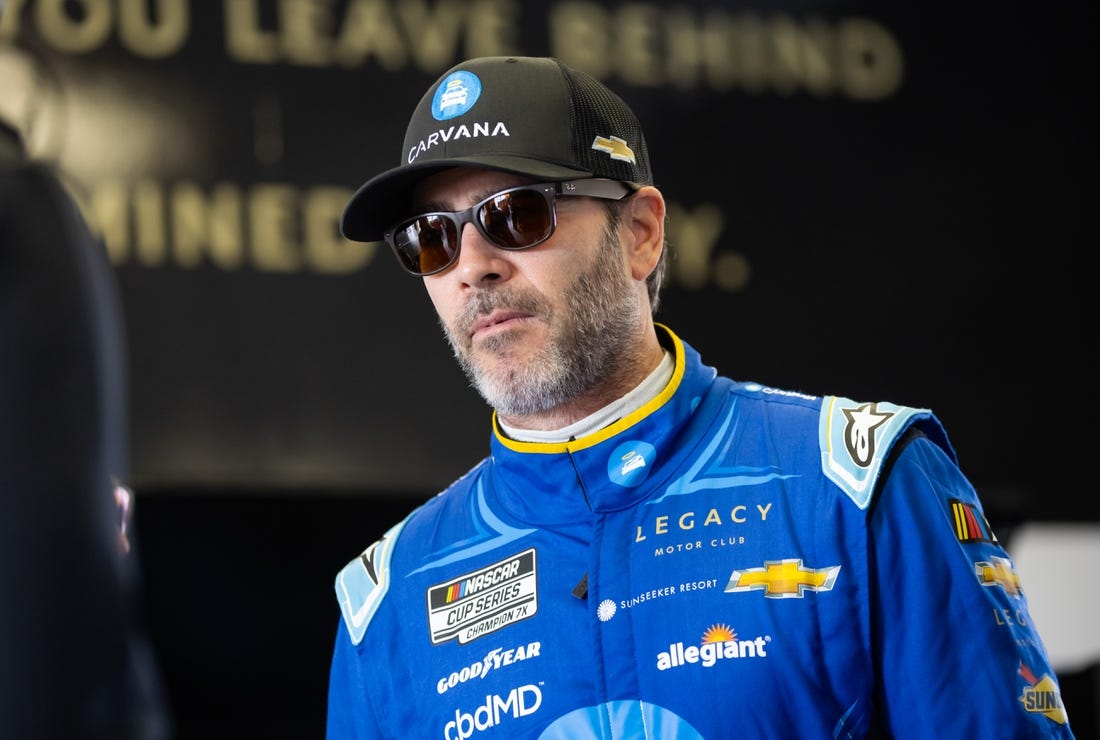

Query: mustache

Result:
[453,288,549,337]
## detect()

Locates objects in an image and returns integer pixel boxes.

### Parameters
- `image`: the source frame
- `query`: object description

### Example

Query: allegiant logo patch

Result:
[656,624,772,671]
[427,549,537,645]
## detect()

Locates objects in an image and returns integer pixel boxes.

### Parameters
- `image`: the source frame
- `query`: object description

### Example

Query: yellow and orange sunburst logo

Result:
[702,624,737,643]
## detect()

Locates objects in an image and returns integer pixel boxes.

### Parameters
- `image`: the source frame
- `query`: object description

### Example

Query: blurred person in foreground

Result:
[0,115,171,739]
[326,56,1073,738]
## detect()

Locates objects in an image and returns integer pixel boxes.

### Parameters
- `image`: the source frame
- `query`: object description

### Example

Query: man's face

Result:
[412,167,646,425]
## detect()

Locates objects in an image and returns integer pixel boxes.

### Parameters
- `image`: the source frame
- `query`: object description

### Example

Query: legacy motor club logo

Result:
[427,549,537,645]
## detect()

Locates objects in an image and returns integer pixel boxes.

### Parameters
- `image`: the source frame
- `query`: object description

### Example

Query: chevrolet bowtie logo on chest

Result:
[724,558,840,598]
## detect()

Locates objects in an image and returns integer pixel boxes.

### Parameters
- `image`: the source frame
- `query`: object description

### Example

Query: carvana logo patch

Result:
[433,71,481,120]
[608,441,656,487]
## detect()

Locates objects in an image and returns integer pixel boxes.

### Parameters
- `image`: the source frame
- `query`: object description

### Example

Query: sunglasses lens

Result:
[388,186,559,274]
[479,189,553,249]
[393,215,459,275]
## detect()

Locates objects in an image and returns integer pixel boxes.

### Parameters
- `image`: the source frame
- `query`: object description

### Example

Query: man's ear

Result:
[624,186,666,281]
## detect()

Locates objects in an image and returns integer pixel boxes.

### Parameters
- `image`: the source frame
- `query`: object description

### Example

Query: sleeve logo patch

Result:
[820,397,927,510]
[950,498,998,543]
[335,520,406,645]
[841,402,894,467]
[1018,662,1068,725]
[426,549,538,645]
[975,555,1022,597]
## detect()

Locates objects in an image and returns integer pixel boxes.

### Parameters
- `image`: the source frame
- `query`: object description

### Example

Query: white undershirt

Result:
[500,350,674,443]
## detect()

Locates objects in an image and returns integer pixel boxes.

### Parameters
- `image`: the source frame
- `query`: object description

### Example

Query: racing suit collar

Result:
[485,325,725,524]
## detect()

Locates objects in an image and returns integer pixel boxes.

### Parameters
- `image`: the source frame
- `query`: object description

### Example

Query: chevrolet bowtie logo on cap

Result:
[591,135,637,164]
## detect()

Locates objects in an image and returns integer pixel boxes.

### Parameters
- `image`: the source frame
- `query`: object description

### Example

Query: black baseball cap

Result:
[340,56,652,242]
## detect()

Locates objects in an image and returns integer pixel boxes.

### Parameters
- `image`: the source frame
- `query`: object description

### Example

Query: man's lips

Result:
[470,310,532,337]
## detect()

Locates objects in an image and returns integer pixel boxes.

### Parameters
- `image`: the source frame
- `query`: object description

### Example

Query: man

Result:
[327,56,1072,738]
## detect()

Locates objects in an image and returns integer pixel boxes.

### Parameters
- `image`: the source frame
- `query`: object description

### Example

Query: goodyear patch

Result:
[819,397,929,509]
[335,519,406,645]
[427,549,537,645]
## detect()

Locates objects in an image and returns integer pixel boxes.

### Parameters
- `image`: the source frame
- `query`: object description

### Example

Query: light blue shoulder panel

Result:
[334,518,408,645]
[819,396,931,510]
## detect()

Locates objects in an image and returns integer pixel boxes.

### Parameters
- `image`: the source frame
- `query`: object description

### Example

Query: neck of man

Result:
[497,322,667,438]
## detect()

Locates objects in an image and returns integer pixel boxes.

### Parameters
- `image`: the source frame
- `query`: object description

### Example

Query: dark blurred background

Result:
[2,0,1095,737]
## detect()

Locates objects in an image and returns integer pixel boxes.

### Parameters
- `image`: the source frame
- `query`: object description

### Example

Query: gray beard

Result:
[440,224,642,418]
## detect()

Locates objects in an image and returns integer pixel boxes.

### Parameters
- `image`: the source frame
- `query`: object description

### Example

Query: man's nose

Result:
[452,223,513,284]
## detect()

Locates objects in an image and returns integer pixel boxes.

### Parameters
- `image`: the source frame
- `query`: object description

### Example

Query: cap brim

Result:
[340,155,593,242]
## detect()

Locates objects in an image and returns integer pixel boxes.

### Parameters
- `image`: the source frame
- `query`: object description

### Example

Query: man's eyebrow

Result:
[412,182,534,215]
[410,197,452,214]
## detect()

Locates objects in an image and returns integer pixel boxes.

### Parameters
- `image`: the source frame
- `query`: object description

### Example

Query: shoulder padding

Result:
[334,518,408,645]
[818,396,945,510]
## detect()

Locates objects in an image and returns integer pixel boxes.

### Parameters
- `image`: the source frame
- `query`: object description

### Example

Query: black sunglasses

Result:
[384,178,636,276]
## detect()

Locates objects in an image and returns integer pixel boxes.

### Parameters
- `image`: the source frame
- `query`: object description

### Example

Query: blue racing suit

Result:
[328,326,1073,739]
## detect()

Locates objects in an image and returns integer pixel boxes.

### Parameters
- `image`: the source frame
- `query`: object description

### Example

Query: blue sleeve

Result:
[868,435,1075,737]
[326,619,383,740]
